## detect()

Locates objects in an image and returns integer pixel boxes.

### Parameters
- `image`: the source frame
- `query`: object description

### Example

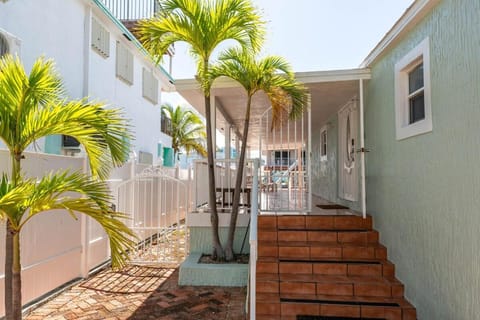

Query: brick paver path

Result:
[25,265,247,320]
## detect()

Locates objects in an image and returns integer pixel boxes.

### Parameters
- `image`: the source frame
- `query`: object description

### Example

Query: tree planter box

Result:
[179,253,248,286]
[179,212,250,286]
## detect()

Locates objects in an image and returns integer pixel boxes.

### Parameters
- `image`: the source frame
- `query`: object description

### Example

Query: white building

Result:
[0,0,175,164]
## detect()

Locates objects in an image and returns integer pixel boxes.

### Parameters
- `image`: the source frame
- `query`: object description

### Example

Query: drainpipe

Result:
[359,79,366,219]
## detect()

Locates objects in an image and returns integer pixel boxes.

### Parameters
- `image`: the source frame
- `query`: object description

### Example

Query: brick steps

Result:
[255,214,416,320]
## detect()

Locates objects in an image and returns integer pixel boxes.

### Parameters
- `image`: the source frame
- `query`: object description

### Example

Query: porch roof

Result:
[175,68,371,148]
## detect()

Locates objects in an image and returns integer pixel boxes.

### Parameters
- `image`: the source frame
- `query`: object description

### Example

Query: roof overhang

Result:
[175,68,371,148]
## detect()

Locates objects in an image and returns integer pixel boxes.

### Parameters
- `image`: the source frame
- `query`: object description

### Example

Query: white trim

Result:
[394,37,432,140]
[359,79,366,219]
[360,0,440,68]
[174,68,372,91]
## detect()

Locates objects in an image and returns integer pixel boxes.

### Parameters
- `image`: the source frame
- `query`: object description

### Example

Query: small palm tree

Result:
[0,55,135,320]
[210,48,310,260]
[161,103,207,159]
[137,0,264,260]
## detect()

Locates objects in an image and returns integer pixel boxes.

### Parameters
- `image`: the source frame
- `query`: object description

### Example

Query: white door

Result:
[338,100,358,201]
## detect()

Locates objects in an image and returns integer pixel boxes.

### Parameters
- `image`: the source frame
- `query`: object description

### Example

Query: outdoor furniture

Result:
[216,187,251,207]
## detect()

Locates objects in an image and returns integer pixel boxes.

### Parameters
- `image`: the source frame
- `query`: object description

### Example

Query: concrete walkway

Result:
[25,264,247,320]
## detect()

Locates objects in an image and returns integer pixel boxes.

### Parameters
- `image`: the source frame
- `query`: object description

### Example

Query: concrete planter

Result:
[179,212,250,286]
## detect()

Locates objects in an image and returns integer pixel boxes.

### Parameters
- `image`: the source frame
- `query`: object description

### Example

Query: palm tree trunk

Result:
[224,95,252,261]
[4,223,13,320]
[11,231,21,320]
[6,154,21,320]
[204,93,224,260]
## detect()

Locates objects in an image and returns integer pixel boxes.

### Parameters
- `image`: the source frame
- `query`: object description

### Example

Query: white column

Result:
[235,134,240,159]
[225,124,231,160]
[210,95,217,158]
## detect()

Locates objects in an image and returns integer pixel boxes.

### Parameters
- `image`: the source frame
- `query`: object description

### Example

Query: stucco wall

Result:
[365,1,480,318]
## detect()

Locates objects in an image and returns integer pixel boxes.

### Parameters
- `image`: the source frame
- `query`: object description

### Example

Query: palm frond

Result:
[161,103,206,157]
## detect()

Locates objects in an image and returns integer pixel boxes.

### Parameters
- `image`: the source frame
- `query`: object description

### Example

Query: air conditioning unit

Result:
[0,28,21,57]
[62,135,81,149]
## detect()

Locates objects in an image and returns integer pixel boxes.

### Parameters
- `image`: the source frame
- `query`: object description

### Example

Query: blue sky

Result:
[163,0,414,136]
[166,0,414,79]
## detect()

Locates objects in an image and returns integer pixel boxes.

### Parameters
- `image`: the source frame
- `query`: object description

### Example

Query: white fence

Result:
[0,150,189,317]
[0,150,89,317]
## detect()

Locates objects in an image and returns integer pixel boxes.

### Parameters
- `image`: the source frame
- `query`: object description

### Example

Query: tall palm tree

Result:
[137,0,264,259]
[210,47,310,260]
[0,55,135,320]
[161,103,207,159]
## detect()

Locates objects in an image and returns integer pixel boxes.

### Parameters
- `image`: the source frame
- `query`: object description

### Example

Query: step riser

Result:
[264,246,387,260]
[270,302,416,320]
[273,262,395,277]
[258,215,373,231]
[270,282,404,298]
[271,230,380,244]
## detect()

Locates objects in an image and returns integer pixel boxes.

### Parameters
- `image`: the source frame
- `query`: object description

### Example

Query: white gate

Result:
[114,166,188,265]
[258,107,312,212]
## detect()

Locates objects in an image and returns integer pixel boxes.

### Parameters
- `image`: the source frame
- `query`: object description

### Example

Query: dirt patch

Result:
[198,254,249,264]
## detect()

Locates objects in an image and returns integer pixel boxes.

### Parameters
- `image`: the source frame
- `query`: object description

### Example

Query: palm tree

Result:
[0,55,135,320]
[210,47,310,260]
[137,0,264,259]
[161,103,207,159]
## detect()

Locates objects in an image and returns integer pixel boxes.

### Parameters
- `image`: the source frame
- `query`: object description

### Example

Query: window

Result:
[161,112,172,136]
[116,41,133,84]
[142,68,159,104]
[91,17,110,58]
[320,127,327,161]
[394,37,432,140]
[0,29,21,58]
[0,33,8,57]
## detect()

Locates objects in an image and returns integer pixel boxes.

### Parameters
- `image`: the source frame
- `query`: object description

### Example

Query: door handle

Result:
[356,148,370,153]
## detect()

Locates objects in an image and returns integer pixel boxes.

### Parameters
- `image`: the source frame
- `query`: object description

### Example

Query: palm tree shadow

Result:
[80,265,176,294]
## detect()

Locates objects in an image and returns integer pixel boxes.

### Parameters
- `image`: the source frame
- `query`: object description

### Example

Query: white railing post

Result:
[249,158,259,319]
[359,79,367,219]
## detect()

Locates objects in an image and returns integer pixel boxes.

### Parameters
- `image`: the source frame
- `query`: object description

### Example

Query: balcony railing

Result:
[100,0,161,20]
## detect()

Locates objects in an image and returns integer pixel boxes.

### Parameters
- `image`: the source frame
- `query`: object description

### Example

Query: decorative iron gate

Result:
[114,166,188,265]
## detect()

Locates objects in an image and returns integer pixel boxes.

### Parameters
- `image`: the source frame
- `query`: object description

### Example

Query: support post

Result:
[249,159,259,319]
[359,79,367,219]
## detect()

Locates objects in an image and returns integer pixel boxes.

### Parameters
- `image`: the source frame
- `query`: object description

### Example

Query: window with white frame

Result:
[394,37,432,140]
[320,127,327,161]
[91,17,110,58]
[142,68,159,104]
[116,41,133,84]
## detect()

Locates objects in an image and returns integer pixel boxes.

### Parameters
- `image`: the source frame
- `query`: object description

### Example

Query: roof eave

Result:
[360,0,441,68]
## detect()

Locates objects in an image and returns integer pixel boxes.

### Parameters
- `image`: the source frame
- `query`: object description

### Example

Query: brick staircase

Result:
[255,214,416,320]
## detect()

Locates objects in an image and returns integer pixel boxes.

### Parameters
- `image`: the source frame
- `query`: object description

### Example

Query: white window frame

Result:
[394,37,432,140]
[320,126,327,161]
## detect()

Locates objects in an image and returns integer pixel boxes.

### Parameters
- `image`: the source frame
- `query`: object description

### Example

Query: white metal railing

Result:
[100,0,161,20]
[248,159,259,319]
[192,159,254,213]
[258,107,312,213]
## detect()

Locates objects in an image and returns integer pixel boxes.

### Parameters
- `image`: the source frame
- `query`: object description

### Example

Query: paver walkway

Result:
[25,264,247,320]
